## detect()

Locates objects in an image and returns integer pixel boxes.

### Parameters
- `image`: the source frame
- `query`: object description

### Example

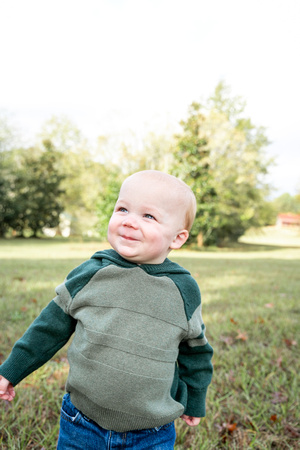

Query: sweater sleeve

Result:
[177,336,213,417]
[0,300,76,386]
[170,273,213,418]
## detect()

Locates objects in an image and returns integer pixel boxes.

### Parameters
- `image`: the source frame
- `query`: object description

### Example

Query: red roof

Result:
[277,213,300,225]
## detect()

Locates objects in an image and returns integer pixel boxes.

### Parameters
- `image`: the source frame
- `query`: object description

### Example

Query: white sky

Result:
[1,0,299,196]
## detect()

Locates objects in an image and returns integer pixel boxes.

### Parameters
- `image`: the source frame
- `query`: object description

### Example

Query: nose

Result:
[122,214,139,229]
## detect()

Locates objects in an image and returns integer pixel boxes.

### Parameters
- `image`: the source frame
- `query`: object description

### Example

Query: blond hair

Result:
[123,170,197,232]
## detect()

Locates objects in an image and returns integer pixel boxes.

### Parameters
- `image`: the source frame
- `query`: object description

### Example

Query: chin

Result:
[117,249,139,261]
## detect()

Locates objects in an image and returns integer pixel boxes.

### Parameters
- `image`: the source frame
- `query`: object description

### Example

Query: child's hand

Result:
[180,415,201,426]
[0,376,15,401]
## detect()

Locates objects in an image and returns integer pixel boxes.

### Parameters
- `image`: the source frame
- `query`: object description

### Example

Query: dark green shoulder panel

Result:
[65,259,103,299]
[164,273,201,321]
[64,250,139,299]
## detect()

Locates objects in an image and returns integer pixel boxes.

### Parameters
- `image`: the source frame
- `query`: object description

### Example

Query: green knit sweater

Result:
[0,250,213,432]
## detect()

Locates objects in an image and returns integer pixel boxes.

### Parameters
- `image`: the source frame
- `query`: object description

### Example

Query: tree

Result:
[0,150,15,236]
[96,170,122,240]
[118,132,174,174]
[272,193,300,215]
[172,83,272,245]
[0,112,20,152]
[37,115,87,153]
[5,146,65,237]
[37,116,106,235]
[171,102,217,244]
[0,115,21,236]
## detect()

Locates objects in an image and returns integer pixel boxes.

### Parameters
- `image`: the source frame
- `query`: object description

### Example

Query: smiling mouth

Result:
[121,235,138,241]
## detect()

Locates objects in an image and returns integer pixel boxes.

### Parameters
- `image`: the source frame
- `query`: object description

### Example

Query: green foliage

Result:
[37,115,87,153]
[207,80,246,121]
[0,150,15,236]
[171,103,218,244]
[262,193,300,227]
[272,193,300,215]
[1,84,275,244]
[96,171,122,240]
[118,133,174,174]
[0,113,20,152]
[57,150,106,235]
[0,146,65,237]
[38,116,107,235]
[172,82,272,245]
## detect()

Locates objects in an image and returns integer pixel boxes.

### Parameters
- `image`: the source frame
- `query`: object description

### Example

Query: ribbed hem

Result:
[69,389,184,432]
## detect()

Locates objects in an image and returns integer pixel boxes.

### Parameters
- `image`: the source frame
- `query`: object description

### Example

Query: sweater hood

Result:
[91,249,190,276]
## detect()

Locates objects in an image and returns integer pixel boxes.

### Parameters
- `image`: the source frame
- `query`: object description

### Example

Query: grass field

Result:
[239,226,300,248]
[0,235,299,449]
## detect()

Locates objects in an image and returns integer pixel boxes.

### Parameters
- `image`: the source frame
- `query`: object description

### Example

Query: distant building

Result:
[276,213,300,228]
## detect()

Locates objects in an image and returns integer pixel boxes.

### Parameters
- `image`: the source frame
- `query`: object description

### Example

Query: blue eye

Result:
[118,207,128,213]
[144,213,155,220]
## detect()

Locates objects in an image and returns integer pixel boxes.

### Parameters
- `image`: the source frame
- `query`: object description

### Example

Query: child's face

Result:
[107,175,188,264]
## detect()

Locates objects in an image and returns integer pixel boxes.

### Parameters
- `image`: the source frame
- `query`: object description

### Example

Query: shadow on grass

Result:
[189,241,300,252]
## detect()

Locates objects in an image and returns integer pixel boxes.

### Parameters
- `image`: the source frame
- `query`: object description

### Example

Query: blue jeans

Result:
[57,393,176,449]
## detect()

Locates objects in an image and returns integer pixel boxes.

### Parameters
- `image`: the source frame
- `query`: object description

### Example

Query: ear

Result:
[169,230,189,250]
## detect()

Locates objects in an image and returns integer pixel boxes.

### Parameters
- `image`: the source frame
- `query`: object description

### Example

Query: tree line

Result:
[1,83,299,245]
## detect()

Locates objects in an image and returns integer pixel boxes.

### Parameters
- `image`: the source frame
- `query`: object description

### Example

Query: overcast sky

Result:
[1,0,299,197]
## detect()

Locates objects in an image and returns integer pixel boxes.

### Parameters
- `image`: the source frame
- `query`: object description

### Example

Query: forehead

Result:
[119,175,176,204]
[118,175,187,223]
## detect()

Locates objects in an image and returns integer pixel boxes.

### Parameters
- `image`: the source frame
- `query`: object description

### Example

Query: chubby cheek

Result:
[107,217,118,241]
[147,230,168,248]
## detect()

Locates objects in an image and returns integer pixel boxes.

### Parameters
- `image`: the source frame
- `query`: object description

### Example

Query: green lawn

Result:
[0,238,299,449]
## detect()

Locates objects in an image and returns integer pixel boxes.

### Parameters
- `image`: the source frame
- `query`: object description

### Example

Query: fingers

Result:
[0,376,15,402]
[180,415,201,427]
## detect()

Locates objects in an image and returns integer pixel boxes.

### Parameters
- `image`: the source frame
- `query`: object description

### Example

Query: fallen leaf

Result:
[255,316,265,324]
[270,414,277,422]
[230,318,238,325]
[13,277,25,282]
[224,422,237,433]
[235,330,248,341]
[31,298,37,303]
[283,339,297,347]
[264,303,274,308]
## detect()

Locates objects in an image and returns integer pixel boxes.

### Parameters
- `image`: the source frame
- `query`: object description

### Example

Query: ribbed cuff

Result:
[184,387,208,417]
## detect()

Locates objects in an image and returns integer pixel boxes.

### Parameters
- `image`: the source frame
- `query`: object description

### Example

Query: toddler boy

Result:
[0,170,213,449]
